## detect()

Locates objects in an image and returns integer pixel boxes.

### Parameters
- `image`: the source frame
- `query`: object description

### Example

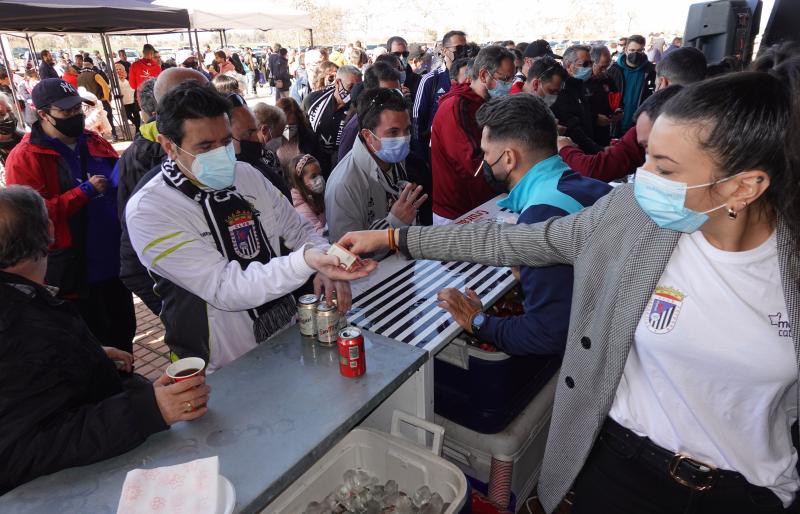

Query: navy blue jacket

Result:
[411,65,451,162]
[477,170,612,355]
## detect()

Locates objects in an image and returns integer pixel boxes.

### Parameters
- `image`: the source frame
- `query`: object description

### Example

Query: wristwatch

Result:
[470,311,488,334]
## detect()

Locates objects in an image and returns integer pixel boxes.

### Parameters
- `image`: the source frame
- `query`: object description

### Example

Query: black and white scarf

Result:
[161,160,295,343]
[307,86,336,132]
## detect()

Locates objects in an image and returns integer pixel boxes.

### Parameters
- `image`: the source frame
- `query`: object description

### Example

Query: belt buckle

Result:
[668,454,718,491]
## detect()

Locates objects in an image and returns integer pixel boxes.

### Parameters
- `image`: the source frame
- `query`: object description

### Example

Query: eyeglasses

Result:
[575,59,593,68]
[226,93,246,108]
[50,104,83,117]
[393,51,410,59]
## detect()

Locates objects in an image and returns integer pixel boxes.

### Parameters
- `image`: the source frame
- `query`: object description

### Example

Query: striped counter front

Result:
[347,196,518,354]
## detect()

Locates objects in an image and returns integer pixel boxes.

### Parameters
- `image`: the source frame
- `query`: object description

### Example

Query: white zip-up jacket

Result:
[126,161,328,372]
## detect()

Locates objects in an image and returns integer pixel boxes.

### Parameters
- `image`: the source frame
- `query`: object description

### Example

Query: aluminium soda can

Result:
[316,302,340,346]
[297,294,319,336]
[337,326,366,378]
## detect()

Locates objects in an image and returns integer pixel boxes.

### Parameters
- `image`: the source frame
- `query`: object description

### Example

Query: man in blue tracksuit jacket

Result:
[437,94,611,355]
[410,30,468,164]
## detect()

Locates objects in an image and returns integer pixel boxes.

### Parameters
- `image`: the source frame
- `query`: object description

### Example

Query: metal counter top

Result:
[0,327,427,514]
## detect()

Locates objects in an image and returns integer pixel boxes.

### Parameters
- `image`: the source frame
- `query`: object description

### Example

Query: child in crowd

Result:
[288,154,326,235]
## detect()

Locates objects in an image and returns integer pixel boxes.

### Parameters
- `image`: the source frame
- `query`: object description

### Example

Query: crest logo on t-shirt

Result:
[226,210,260,259]
[645,286,685,334]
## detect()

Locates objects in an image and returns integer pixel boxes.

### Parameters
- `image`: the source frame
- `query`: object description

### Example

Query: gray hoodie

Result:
[325,135,410,242]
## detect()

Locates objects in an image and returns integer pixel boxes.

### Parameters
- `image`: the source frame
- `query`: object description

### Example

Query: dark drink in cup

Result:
[166,357,206,383]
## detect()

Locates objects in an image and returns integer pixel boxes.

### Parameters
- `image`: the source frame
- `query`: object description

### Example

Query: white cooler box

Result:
[265,411,468,514]
[435,374,558,512]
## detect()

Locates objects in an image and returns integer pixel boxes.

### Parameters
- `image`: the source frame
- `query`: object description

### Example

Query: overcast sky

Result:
[318,0,776,44]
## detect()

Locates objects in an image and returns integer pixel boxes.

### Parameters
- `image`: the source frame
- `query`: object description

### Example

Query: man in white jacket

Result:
[126,82,375,372]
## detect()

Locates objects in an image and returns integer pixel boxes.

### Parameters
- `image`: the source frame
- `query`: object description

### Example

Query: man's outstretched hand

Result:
[303,247,378,281]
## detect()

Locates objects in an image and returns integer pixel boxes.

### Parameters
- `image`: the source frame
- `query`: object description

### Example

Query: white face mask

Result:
[283,124,298,140]
[308,175,325,194]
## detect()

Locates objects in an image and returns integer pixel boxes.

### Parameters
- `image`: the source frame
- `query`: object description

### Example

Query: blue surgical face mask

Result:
[574,66,592,81]
[369,132,411,163]
[175,142,237,190]
[633,168,736,233]
[488,79,513,98]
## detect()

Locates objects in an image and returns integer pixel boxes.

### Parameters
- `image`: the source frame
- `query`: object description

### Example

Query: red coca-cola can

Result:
[337,327,366,378]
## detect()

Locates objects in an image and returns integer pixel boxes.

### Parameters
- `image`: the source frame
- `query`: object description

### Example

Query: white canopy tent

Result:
[151,1,314,48]
[153,1,312,31]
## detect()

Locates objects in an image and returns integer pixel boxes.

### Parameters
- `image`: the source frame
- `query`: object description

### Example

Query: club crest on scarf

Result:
[645,285,685,334]
[226,210,261,260]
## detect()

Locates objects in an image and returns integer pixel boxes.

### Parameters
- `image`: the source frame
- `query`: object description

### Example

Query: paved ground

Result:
[131,296,170,381]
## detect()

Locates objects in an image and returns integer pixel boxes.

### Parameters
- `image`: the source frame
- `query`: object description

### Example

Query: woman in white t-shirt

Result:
[339,57,800,513]
[115,63,140,131]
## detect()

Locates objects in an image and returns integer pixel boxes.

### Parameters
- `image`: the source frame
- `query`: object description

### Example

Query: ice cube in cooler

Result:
[428,492,444,513]
[394,495,414,514]
[412,485,432,508]
[384,479,399,496]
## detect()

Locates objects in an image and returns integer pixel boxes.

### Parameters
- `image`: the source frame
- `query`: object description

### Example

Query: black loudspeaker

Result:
[683,0,762,65]
[760,0,800,52]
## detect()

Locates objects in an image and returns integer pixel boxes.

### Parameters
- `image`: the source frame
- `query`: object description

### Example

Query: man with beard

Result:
[433,94,610,354]
[607,35,655,134]
[38,50,59,80]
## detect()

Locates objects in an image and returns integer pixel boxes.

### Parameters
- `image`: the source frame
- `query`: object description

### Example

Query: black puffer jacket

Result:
[0,272,168,494]
[120,166,162,315]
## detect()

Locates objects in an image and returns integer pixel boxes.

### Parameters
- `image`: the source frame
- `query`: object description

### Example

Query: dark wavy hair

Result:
[157,82,230,146]
[661,71,799,255]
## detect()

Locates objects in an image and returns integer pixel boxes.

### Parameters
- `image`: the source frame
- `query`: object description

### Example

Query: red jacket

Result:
[4,126,118,251]
[558,125,645,182]
[63,73,78,88]
[430,83,496,220]
[128,58,162,91]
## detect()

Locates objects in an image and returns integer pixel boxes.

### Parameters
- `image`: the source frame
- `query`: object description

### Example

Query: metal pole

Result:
[194,30,201,58]
[0,35,25,129]
[101,33,132,141]
[65,34,73,63]
[309,29,314,47]
[26,34,39,69]
[187,28,194,53]
[219,30,224,48]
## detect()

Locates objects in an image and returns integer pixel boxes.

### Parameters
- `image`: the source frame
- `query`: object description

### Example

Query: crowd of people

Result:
[0,28,799,514]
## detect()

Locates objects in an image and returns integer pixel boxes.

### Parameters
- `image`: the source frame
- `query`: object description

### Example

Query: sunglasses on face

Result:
[393,51,409,58]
